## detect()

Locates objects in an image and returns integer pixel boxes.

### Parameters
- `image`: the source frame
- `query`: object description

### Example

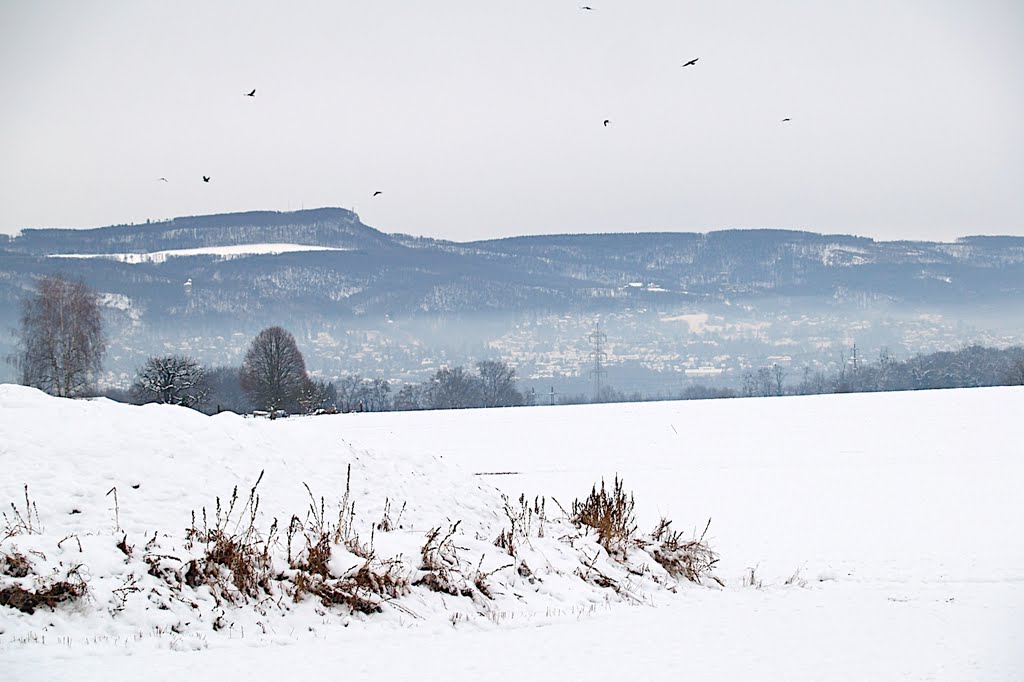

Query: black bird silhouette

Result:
[202,176,210,183]
[603,119,610,127]
[373,191,383,197]
[682,58,699,68]
[244,89,256,97]
[580,6,594,10]
[781,118,792,122]
[157,177,168,182]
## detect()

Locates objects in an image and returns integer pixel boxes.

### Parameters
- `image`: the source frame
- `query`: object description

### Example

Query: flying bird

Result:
[373,191,383,197]
[603,119,610,127]
[244,89,256,97]
[580,6,594,10]
[682,58,699,68]
[202,176,210,183]
[157,177,168,182]
[781,118,792,122]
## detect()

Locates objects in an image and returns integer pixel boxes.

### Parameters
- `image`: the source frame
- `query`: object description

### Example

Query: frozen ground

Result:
[2,385,1022,680]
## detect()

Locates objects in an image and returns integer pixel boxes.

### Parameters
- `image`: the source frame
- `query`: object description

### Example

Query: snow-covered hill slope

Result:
[0,385,714,647]
[2,385,1022,680]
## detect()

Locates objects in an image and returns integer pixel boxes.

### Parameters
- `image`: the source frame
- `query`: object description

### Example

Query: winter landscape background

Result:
[3,207,1024,399]
[3,1,1022,679]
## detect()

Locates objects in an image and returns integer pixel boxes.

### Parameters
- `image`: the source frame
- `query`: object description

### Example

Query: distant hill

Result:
[2,208,1023,386]
[3,208,1023,324]
[4,208,392,256]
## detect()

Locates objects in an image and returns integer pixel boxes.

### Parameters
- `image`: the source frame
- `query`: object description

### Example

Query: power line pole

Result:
[589,322,607,402]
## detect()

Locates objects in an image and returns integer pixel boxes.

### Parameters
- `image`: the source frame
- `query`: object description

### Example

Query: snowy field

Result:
[2,385,1022,680]
[48,243,348,263]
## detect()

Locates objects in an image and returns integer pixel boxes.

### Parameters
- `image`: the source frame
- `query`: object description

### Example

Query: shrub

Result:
[571,476,636,555]
[646,517,721,585]
[184,471,277,603]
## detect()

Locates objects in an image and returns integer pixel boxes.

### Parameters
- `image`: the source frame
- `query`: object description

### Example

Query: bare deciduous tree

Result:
[130,355,208,408]
[202,366,247,415]
[337,374,365,413]
[298,377,337,414]
[240,326,308,412]
[365,377,392,412]
[11,275,106,397]
[1005,354,1024,386]
[771,363,786,396]
[425,366,482,409]
[476,359,523,407]
[393,383,424,411]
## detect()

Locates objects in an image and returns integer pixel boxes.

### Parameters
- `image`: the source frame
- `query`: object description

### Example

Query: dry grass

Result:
[3,485,43,541]
[415,522,475,597]
[471,555,513,599]
[784,565,808,587]
[0,564,87,614]
[1,550,32,578]
[646,517,721,585]
[572,476,636,555]
[285,470,412,614]
[743,564,763,589]
[116,534,134,558]
[494,494,547,556]
[184,470,277,603]
[296,484,332,576]
[294,557,409,614]
[375,498,406,532]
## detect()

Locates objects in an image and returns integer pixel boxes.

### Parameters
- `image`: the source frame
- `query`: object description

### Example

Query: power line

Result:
[589,322,607,401]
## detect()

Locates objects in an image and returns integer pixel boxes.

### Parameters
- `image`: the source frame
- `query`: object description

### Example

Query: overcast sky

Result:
[1,1,1021,242]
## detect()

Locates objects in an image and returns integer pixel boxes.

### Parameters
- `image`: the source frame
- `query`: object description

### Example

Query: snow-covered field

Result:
[2,385,1022,680]
[49,243,348,263]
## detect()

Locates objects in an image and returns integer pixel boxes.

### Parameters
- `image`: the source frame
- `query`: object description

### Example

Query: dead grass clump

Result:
[294,558,409,614]
[1,550,32,578]
[784,566,808,588]
[646,517,721,585]
[326,464,376,559]
[571,476,636,555]
[0,565,87,614]
[494,494,547,556]
[284,471,411,614]
[415,523,474,598]
[471,555,512,600]
[3,485,43,541]
[184,471,277,602]
[416,571,473,598]
[292,484,333,577]
[375,498,406,532]
[116,534,134,558]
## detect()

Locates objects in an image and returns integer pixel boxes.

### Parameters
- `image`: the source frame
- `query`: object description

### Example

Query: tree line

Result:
[6,276,527,414]
[730,344,1024,399]
[7,275,1024,414]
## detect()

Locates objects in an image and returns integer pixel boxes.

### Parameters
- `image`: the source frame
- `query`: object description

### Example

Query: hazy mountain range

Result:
[2,208,1022,389]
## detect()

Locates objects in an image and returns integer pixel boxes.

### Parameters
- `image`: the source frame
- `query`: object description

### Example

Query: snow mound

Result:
[0,386,713,651]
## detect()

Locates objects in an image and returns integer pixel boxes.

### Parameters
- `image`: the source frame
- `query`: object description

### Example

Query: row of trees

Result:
[125,333,526,415]
[9,276,1024,413]
[730,344,1024,399]
[126,327,338,414]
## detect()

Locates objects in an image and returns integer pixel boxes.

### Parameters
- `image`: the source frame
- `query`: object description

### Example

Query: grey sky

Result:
[1,1,1021,242]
